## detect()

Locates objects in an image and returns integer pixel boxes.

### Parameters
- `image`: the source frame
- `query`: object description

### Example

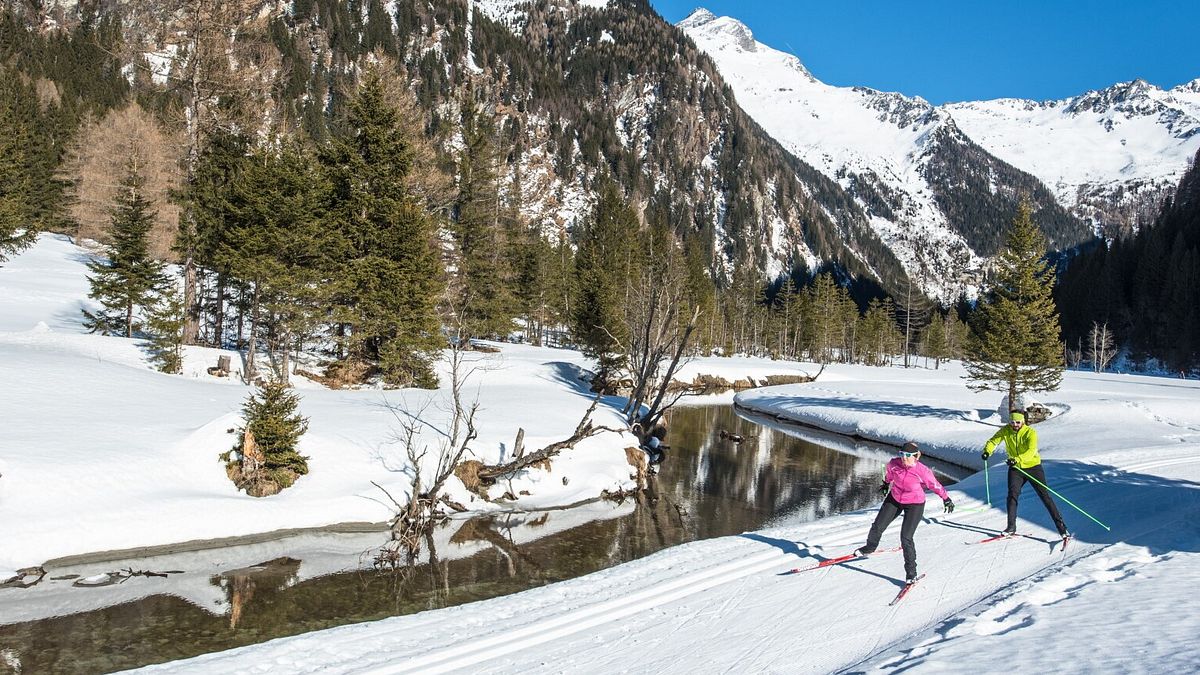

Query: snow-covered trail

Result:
[134,445,1200,674]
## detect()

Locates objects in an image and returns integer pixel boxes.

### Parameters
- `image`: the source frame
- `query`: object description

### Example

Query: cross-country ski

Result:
[783,546,902,574]
[889,574,927,606]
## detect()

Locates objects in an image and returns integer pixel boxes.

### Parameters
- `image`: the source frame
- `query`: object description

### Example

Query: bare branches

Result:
[620,238,702,434]
[475,395,618,481]
[378,326,482,558]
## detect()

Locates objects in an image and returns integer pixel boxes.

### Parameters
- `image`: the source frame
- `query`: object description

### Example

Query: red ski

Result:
[783,546,901,574]
[968,532,1024,545]
[889,573,925,605]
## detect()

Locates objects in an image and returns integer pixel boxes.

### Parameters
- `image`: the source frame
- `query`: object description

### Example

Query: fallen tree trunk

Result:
[473,396,621,482]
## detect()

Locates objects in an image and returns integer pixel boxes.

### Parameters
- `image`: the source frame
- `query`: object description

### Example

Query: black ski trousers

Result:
[861,495,924,579]
[1006,463,1068,535]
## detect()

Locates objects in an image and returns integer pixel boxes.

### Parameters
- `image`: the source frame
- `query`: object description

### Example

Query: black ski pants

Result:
[861,495,924,579]
[1006,463,1068,535]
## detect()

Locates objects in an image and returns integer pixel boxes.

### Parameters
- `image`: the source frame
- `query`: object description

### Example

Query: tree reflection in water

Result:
[0,404,954,673]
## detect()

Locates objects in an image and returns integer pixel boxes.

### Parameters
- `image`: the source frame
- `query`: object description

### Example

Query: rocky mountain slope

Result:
[680,8,1199,265]
[679,9,1093,300]
[946,78,1200,239]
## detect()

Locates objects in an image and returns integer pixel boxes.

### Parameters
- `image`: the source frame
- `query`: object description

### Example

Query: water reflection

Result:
[0,404,954,673]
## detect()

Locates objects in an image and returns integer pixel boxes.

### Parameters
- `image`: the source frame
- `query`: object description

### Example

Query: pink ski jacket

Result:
[884,457,948,505]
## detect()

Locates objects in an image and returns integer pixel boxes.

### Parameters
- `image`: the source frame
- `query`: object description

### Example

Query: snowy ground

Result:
[129,363,1200,673]
[5,234,1200,673]
[0,235,809,579]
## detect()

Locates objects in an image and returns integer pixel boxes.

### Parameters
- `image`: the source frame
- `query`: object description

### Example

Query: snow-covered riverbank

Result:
[0,234,814,579]
[6,233,1200,673]
[131,355,1200,674]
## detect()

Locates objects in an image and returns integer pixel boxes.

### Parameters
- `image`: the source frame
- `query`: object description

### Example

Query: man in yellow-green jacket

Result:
[981,411,1069,539]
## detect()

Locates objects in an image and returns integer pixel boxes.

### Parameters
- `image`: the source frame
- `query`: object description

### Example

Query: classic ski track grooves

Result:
[372,454,1200,673]
[365,545,793,674]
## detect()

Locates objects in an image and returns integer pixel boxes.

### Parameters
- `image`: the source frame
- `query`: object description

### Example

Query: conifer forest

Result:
[1,0,1197,390]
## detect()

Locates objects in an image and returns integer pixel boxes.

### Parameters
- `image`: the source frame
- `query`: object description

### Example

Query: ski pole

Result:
[1012,464,1111,531]
[984,457,991,507]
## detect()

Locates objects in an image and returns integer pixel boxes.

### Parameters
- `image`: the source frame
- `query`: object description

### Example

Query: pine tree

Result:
[144,284,186,374]
[83,160,167,337]
[226,380,310,495]
[964,200,1064,403]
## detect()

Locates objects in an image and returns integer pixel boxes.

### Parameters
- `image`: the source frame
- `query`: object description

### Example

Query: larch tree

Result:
[60,102,183,259]
[964,199,1065,404]
[138,0,277,345]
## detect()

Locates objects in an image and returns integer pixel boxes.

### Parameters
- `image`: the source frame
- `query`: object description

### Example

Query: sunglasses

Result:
[899,451,918,458]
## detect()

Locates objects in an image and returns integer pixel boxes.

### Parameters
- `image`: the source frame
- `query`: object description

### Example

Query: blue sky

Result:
[648,1,1200,104]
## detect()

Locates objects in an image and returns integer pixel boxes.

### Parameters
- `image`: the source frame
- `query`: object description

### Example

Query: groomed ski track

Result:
[137,447,1200,674]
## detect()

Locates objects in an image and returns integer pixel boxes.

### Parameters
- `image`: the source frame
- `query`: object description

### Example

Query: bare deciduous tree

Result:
[1087,321,1117,372]
[376,331,480,562]
[616,236,701,436]
[60,103,183,259]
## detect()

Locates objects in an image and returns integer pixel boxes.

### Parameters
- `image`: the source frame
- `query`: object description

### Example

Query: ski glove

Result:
[878,482,890,496]
[943,498,954,513]
[1006,458,1016,468]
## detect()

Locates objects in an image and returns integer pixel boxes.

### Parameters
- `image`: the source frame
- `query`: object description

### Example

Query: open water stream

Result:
[0,403,962,673]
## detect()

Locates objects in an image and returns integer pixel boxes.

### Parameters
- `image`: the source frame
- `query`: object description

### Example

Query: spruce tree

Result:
[807,272,845,364]
[0,76,36,263]
[683,236,717,353]
[219,144,328,382]
[452,106,516,341]
[921,314,951,369]
[321,70,444,388]
[571,182,641,385]
[143,284,186,374]
[964,200,1064,403]
[226,380,310,494]
[83,160,166,336]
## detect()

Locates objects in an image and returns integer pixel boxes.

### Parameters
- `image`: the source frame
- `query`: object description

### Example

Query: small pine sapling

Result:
[143,284,186,373]
[222,381,310,496]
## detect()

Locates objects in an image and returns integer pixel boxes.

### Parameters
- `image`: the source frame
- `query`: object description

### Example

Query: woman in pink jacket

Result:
[854,442,953,584]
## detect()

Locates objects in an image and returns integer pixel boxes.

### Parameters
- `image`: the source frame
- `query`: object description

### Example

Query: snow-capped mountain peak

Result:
[680,8,814,80]
[1174,78,1200,95]
[682,9,1200,291]
[680,10,1029,301]
[677,7,717,29]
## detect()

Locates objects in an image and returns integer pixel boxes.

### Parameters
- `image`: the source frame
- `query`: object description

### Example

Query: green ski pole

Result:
[1013,464,1111,531]
[984,457,991,507]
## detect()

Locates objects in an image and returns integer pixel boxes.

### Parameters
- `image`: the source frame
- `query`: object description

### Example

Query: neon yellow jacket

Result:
[982,424,1041,469]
